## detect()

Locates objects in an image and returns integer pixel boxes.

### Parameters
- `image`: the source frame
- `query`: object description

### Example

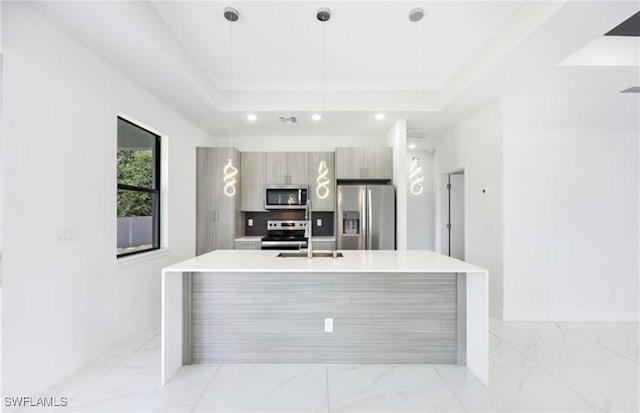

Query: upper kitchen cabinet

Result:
[335,147,393,180]
[308,152,335,211]
[240,152,266,211]
[265,152,309,185]
[196,147,241,255]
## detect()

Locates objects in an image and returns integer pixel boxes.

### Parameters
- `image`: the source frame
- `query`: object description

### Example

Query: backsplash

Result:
[244,211,334,237]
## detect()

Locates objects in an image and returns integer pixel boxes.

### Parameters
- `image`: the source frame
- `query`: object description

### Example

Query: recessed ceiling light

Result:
[408,144,417,149]
[311,113,322,121]
[374,113,385,121]
[246,113,258,122]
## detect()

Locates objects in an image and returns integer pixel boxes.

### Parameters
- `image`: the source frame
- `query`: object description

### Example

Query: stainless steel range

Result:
[260,220,308,250]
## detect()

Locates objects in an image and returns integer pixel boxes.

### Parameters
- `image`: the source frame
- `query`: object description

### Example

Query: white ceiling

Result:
[151,1,520,91]
[26,1,640,139]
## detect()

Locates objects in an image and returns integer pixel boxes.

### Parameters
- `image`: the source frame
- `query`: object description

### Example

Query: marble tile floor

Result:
[13,320,638,413]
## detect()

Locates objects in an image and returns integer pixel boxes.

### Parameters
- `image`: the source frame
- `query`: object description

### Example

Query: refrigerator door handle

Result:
[367,188,373,250]
[361,186,367,250]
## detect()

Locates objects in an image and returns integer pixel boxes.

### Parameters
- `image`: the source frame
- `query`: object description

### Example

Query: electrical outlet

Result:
[248,218,254,227]
[317,219,322,227]
[324,318,333,333]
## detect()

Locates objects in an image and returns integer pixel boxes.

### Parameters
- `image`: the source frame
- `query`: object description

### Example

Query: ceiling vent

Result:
[279,116,297,124]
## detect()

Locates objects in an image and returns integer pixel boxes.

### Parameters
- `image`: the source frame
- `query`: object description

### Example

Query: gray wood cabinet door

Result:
[196,147,240,255]
[336,147,392,180]
[311,240,336,250]
[265,152,288,184]
[240,152,266,211]
[308,152,335,211]
[234,240,262,250]
[196,148,218,256]
[265,152,309,185]
[335,147,360,180]
[287,152,309,185]
[366,147,393,180]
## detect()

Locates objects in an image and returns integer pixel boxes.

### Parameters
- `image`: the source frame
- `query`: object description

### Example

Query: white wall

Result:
[434,101,504,318]
[1,2,215,395]
[503,94,639,321]
[386,119,408,250]
[407,150,435,250]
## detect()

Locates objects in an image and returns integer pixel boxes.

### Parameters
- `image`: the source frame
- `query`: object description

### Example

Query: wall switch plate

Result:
[317,219,322,227]
[56,226,78,243]
[248,219,254,227]
[324,318,333,333]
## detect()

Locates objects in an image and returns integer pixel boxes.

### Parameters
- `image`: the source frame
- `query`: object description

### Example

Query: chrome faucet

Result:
[304,199,313,258]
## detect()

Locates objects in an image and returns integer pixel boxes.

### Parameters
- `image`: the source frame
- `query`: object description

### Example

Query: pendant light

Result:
[223,7,239,197]
[409,157,424,195]
[316,160,330,199]
[408,7,424,196]
[315,7,331,200]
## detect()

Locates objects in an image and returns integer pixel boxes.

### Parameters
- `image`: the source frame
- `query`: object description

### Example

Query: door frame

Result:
[436,164,469,259]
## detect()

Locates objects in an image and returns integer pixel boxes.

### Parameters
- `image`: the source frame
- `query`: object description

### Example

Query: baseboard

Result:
[502,309,639,322]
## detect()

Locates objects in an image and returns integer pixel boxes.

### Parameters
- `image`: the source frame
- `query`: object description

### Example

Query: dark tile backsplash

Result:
[244,211,334,237]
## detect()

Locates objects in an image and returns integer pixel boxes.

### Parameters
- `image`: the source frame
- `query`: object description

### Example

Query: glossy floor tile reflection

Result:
[17,321,638,413]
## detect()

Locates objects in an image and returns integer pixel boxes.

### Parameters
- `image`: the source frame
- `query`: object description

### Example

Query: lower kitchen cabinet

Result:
[312,240,336,251]
[234,240,262,250]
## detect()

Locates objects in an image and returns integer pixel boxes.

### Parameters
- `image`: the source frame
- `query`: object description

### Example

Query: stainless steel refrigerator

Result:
[337,184,395,250]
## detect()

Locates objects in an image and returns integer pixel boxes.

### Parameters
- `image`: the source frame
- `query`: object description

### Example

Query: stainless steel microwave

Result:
[265,185,308,209]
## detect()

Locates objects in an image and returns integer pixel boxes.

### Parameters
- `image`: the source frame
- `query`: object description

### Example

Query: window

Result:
[117,117,161,257]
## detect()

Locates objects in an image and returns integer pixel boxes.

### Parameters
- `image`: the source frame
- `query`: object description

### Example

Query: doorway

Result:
[444,171,465,260]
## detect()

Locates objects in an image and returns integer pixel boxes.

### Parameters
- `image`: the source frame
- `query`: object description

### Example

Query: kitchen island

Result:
[161,250,489,385]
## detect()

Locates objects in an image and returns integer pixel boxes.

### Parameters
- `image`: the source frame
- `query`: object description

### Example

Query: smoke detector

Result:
[279,116,297,124]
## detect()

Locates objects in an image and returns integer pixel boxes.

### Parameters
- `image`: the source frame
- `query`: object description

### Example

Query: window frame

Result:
[116,116,161,258]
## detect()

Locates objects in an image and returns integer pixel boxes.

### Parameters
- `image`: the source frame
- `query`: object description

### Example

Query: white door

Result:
[447,173,465,260]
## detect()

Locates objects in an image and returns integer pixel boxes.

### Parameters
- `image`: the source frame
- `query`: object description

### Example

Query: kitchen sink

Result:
[277,251,344,258]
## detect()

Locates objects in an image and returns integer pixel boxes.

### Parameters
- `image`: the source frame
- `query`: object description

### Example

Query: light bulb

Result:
[312,113,322,121]
[246,113,258,122]
[374,113,386,121]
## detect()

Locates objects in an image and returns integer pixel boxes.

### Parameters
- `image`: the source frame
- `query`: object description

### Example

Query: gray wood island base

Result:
[162,250,489,386]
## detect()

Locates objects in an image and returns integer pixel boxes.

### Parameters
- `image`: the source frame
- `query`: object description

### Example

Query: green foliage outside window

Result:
[117,149,153,217]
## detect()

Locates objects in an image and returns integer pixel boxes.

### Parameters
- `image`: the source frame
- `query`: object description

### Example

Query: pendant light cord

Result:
[228,21,233,154]
[414,21,418,112]
[321,22,325,113]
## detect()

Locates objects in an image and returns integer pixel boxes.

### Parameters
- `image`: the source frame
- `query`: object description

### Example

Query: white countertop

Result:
[163,250,487,274]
